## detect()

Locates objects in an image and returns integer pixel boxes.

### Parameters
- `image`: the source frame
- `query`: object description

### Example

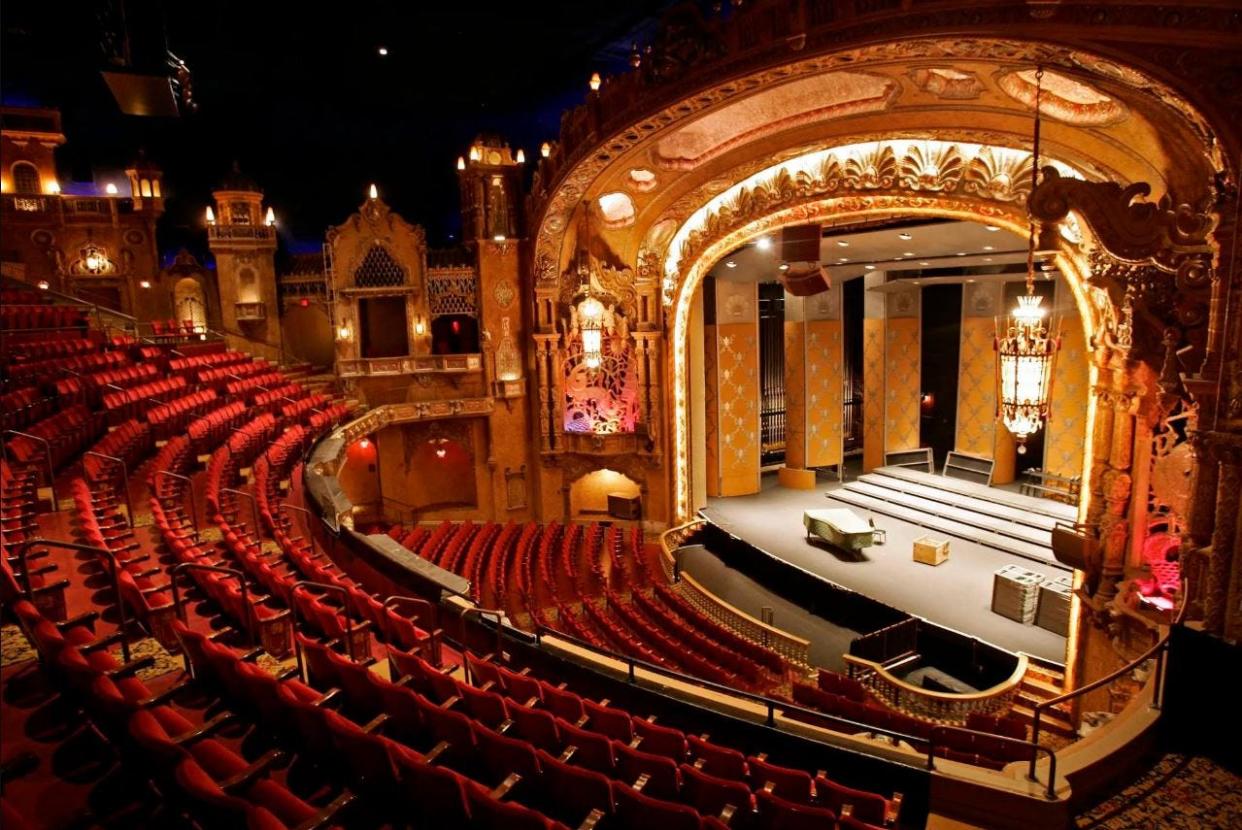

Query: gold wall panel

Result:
[885,316,921,454]
[714,322,761,496]
[805,319,843,469]
[956,316,998,457]
[862,317,885,471]
[1045,313,1090,479]
[784,320,807,469]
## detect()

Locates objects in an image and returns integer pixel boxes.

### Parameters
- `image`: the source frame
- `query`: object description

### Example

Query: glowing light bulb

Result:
[139,279,151,289]
[358,438,370,450]
[36,280,49,290]
[469,145,481,162]
[205,205,216,225]
[265,207,276,226]
[414,319,425,336]
[368,183,378,200]
[457,156,466,170]
[755,237,772,251]
[105,183,118,195]
[377,46,388,56]
[540,142,551,158]
[515,148,525,164]
[46,180,60,194]
[589,72,601,91]
[435,447,447,459]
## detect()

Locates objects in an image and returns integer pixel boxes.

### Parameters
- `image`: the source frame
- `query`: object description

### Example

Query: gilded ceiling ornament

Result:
[907,66,985,99]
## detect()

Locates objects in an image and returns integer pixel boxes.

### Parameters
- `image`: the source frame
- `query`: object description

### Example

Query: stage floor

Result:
[701,474,1069,664]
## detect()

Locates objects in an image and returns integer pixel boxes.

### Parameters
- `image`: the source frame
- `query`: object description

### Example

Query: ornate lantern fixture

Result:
[577,280,605,370]
[996,67,1059,454]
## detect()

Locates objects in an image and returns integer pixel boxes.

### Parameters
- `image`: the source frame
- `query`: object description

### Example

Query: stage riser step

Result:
[845,480,1052,546]
[857,473,1061,533]
[825,489,1060,567]
[872,466,1077,523]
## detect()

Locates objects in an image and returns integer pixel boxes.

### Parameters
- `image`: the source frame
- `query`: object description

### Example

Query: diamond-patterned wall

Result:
[885,316,921,454]
[1045,311,1089,479]
[784,321,806,469]
[806,319,842,469]
[713,322,760,495]
[863,317,885,471]
[956,316,998,457]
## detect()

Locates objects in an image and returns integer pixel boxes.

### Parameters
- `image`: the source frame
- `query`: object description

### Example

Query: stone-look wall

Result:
[705,280,760,496]
[884,291,922,456]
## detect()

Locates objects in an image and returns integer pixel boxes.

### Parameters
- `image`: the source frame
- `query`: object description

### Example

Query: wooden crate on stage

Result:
[912,535,949,566]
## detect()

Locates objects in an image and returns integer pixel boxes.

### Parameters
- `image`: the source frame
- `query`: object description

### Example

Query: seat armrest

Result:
[219,748,285,793]
[424,740,451,764]
[172,711,239,745]
[362,713,389,734]
[575,715,589,728]
[490,772,521,800]
[577,808,606,830]
[293,790,357,830]
[311,688,343,708]
[886,792,903,825]
[107,655,156,678]
[439,695,462,710]
[559,746,577,763]
[719,804,737,825]
[497,718,514,734]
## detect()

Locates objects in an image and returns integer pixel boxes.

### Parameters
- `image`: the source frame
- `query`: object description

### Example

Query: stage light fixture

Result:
[377,46,388,56]
[996,66,1059,454]
[898,232,912,240]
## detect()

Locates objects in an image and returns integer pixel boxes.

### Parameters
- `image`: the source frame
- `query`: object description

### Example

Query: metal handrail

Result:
[533,622,926,743]
[170,562,252,645]
[290,579,362,665]
[12,538,131,662]
[2,430,58,505]
[83,451,134,527]
[221,487,262,539]
[463,607,506,660]
[386,595,442,666]
[152,470,199,533]
[928,725,1058,800]
[1029,581,1188,769]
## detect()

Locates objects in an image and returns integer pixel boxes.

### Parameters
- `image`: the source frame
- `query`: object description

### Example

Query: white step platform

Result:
[826,467,1075,568]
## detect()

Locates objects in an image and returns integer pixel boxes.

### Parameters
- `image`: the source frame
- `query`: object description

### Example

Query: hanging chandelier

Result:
[996,66,1060,454]
[577,279,605,370]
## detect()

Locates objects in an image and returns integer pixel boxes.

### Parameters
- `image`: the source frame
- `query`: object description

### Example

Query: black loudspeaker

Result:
[608,493,641,520]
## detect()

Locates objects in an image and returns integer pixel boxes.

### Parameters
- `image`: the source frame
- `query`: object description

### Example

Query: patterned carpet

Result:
[1075,753,1242,829]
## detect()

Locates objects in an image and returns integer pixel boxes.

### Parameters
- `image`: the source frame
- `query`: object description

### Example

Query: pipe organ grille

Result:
[759,283,786,466]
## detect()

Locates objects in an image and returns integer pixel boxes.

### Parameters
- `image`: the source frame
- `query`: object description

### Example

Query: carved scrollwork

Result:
[1032,167,1218,375]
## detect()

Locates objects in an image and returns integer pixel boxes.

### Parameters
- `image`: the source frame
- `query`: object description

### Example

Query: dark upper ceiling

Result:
[1,1,673,259]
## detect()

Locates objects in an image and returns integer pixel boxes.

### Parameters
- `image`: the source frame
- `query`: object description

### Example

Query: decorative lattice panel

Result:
[428,270,478,317]
[353,245,407,288]
[563,340,638,435]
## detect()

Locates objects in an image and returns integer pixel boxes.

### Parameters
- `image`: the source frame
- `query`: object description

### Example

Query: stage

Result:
[696,469,1072,666]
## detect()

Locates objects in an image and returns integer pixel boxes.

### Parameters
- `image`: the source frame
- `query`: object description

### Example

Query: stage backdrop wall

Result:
[884,291,922,456]
[862,273,886,471]
[705,280,760,496]
[1044,292,1089,479]
[956,282,1002,458]
[782,285,843,475]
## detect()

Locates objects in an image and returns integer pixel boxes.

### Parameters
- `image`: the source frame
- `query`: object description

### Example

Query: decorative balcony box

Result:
[234,301,266,321]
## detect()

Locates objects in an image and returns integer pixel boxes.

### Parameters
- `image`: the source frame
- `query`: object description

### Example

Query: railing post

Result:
[221,487,263,540]
[3,430,58,507]
[1029,706,1043,781]
[153,470,199,534]
[84,451,134,527]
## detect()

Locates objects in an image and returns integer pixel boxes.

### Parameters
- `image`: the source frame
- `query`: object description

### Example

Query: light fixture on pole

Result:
[996,66,1060,454]
[577,282,604,370]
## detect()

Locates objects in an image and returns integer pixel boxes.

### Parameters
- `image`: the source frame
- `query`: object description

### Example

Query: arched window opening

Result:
[12,162,40,194]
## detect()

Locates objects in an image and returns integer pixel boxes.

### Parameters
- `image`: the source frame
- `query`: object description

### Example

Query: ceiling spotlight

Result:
[778,263,790,271]
[982,245,994,251]
[966,279,977,284]
[898,232,912,241]
[377,46,388,56]
[725,260,737,268]
[836,240,849,247]
[837,257,850,262]
[902,252,915,257]
[919,261,930,266]
[864,264,876,270]
[911,280,921,285]
[755,237,772,251]
[985,225,1000,232]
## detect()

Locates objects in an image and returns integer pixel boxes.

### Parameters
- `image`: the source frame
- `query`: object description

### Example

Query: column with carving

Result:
[633,331,661,448]
[534,333,558,453]
[1098,384,1138,602]
[1204,434,1242,635]
[1182,431,1219,620]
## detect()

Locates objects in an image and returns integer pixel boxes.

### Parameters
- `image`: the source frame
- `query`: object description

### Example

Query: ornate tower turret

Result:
[458,135,522,245]
[206,163,279,347]
[125,150,165,216]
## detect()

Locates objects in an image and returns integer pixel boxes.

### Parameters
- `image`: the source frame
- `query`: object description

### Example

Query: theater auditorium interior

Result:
[1,2,1240,829]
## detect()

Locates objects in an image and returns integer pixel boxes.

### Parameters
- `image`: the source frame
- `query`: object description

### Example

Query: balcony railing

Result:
[337,353,483,378]
[234,301,266,321]
[208,224,275,242]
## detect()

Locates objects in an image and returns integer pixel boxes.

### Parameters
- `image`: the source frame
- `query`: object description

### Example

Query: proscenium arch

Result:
[665,192,1100,524]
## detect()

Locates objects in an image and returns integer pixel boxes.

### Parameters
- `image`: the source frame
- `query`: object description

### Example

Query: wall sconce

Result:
[265,207,276,226]
[430,438,449,459]
[337,323,353,341]
[84,249,109,274]
[589,72,601,92]
[36,280,49,290]
[414,318,425,336]
[105,183,118,195]
[206,206,216,225]
[46,180,60,195]
[358,437,370,450]
[540,142,551,158]
[139,279,151,289]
